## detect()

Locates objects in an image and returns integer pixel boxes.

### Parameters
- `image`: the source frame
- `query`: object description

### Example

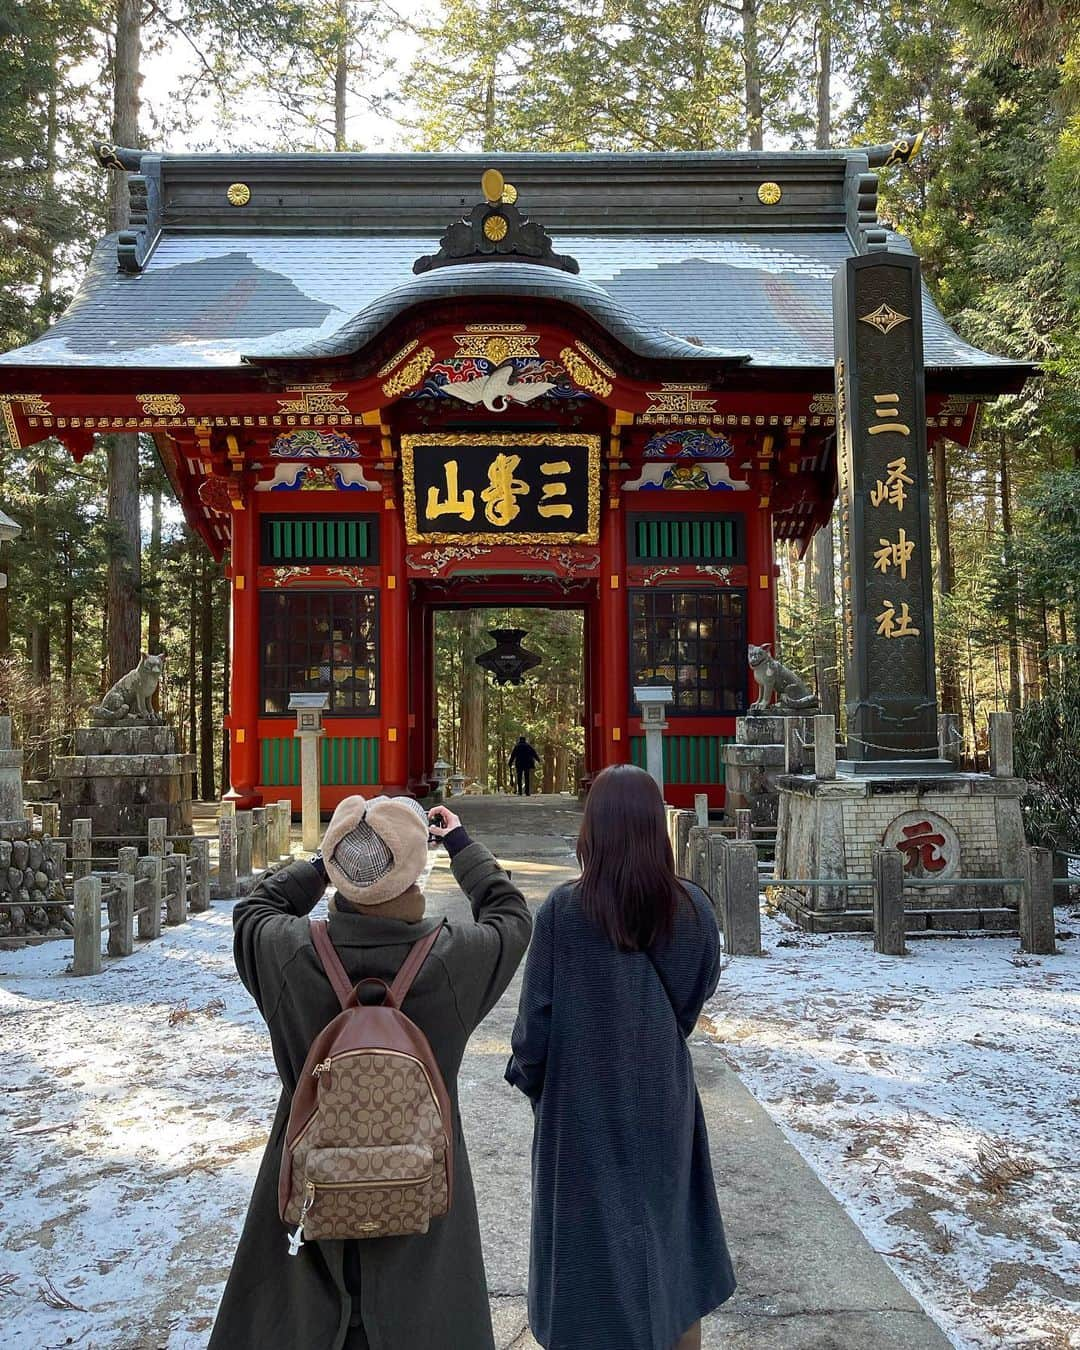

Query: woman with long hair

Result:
[506,764,736,1350]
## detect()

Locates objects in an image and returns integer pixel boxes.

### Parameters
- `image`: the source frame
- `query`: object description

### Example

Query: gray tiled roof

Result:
[0,226,1017,373]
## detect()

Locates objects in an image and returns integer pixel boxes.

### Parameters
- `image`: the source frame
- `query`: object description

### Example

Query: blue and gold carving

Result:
[268,428,360,459]
[643,429,734,459]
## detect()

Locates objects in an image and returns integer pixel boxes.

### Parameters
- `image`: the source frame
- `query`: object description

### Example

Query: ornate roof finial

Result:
[413,170,579,275]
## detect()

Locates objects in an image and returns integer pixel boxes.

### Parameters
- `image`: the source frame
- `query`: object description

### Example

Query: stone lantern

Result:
[633,683,674,798]
[0,507,21,592]
[289,691,329,849]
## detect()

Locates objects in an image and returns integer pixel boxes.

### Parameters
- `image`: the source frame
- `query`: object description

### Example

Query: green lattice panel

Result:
[263,517,373,564]
[260,736,380,786]
[633,517,739,562]
[629,735,731,784]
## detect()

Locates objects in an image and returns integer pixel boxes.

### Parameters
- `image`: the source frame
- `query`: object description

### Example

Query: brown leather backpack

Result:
[278,919,454,1254]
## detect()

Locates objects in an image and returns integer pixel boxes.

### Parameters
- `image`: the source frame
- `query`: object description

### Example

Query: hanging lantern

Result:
[475,628,542,687]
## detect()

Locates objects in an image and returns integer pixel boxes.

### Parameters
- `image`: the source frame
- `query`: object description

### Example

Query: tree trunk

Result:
[933,438,962,714]
[147,478,161,655]
[998,433,1021,711]
[106,0,143,685]
[815,1,831,149]
[334,0,348,150]
[741,0,763,150]
[62,536,74,712]
[459,611,487,786]
[199,555,215,800]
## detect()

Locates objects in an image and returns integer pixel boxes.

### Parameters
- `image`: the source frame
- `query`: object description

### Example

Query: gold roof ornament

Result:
[757,181,782,205]
[481,168,505,204]
[227,182,251,206]
[501,182,518,204]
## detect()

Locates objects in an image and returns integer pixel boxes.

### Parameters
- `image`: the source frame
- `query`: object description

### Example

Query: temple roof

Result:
[0,149,1028,382]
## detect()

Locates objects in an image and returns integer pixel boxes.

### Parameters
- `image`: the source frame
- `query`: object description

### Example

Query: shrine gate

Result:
[0,147,1027,809]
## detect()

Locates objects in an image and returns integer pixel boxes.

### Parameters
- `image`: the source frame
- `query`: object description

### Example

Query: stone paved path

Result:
[435,794,954,1350]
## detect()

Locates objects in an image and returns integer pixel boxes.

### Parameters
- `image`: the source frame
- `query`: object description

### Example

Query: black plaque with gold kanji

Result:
[401,434,600,544]
[834,253,937,759]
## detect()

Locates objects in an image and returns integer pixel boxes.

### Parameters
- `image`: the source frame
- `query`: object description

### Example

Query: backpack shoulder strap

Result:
[310,919,357,1011]
[389,919,446,1007]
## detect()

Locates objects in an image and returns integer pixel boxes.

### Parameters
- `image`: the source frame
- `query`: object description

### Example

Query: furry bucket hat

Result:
[321,794,429,907]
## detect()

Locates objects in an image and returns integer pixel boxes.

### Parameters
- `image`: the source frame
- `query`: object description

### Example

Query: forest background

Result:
[3,0,1080,831]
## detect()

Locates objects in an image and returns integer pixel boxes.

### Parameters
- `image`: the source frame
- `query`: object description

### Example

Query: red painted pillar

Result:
[748,494,778,649]
[225,504,261,806]
[598,498,629,767]
[422,605,435,779]
[381,498,409,790]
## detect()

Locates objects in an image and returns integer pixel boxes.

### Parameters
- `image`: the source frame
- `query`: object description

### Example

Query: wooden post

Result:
[735,808,752,841]
[217,800,237,898]
[720,839,762,956]
[137,855,162,940]
[72,875,102,976]
[41,802,59,837]
[252,806,268,871]
[148,816,167,863]
[872,847,906,956]
[165,853,187,925]
[277,798,293,860]
[1020,845,1057,955]
[813,714,837,781]
[108,874,134,958]
[694,793,709,828]
[989,711,1015,778]
[237,810,254,885]
[72,819,92,882]
[190,838,211,912]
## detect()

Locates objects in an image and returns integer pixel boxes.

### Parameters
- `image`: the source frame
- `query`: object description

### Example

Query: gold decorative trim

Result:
[138,393,186,416]
[859,303,909,336]
[376,339,419,379]
[483,214,509,242]
[382,346,434,399]
[559,347,612,398]
[227,182,251,206]
[401,432,601,545]
[0,398,20,449]
[454,327,539,361]
[758,181,782,205]
[276,384,350,415]
[574,340,616,378]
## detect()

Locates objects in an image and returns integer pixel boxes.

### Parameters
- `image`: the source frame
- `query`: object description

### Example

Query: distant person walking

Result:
[506,764,736,1350]
[509,735,540,796]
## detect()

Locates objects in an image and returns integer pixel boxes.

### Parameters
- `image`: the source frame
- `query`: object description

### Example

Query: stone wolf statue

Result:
[747,643,819,715]
[90,653,164,725]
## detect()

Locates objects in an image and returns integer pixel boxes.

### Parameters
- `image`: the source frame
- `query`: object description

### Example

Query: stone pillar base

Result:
[772,770,1027,934]
[722,715,813,828]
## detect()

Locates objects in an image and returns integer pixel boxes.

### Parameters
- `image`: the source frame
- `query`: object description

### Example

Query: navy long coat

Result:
[506,881,736,1350]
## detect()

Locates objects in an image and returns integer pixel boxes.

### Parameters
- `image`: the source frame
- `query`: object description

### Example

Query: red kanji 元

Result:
[896,820,948,874]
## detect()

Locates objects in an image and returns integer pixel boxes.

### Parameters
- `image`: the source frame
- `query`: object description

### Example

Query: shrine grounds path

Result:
[444,794,953,1350]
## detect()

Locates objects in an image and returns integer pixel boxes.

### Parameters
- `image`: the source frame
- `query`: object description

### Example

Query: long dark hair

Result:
[575,764,690,952]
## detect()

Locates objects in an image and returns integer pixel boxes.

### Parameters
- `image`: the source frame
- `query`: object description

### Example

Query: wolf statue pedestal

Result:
[55,656,194,850]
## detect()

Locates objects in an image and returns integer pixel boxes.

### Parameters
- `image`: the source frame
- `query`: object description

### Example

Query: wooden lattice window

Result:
[629,515,743,563]
[260,515,378,565]
[629,588,747,714]
[260,590,379,715]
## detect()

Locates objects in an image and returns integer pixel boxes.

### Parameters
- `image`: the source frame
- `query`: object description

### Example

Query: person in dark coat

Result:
[506,764,736,1350]
[509,735,541,796]
[209,794,532,1350]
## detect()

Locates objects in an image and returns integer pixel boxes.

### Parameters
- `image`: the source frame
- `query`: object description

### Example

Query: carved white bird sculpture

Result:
[442,361,556,411]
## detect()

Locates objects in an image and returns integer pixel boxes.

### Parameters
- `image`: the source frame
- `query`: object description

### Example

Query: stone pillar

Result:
[41,802,60,837]
[673,809,694,877]
[989,712,1014,778]
[165,853,187,926]
[1020,846,1056,955]
[277,798,293,860]
[236,810,254,886]
[136,854,162,940]
[872,847,906,956]
[148,817,167,863]
[108,874,134,958]
[0,716,24,824]
[813,715,836,780]
[694,793,709,828]
[190,838,211,912]
[719,838,762,956]
[938,713,962,769]
[783,719,806,774]
[252,806,268,871]
[72,875,102,976]
[216,800,237,898]
[735,808,752,841]
[72,819,92,882]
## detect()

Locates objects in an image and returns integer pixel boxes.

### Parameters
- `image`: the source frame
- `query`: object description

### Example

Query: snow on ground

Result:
[704,904,1080,1350]
[0,903,284,1350]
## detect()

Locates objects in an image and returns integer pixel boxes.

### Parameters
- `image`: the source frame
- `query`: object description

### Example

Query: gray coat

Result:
[209,844,532,1350]
[507,882,736,1350]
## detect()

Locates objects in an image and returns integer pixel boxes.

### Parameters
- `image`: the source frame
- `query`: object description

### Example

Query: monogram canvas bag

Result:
[278,919,453,1253]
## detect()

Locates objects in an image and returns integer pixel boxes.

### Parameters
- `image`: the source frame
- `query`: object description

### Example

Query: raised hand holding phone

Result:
[427,806,462,841]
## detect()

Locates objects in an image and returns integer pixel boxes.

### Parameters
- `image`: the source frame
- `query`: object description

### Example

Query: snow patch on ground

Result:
[705,908,1080,1350]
